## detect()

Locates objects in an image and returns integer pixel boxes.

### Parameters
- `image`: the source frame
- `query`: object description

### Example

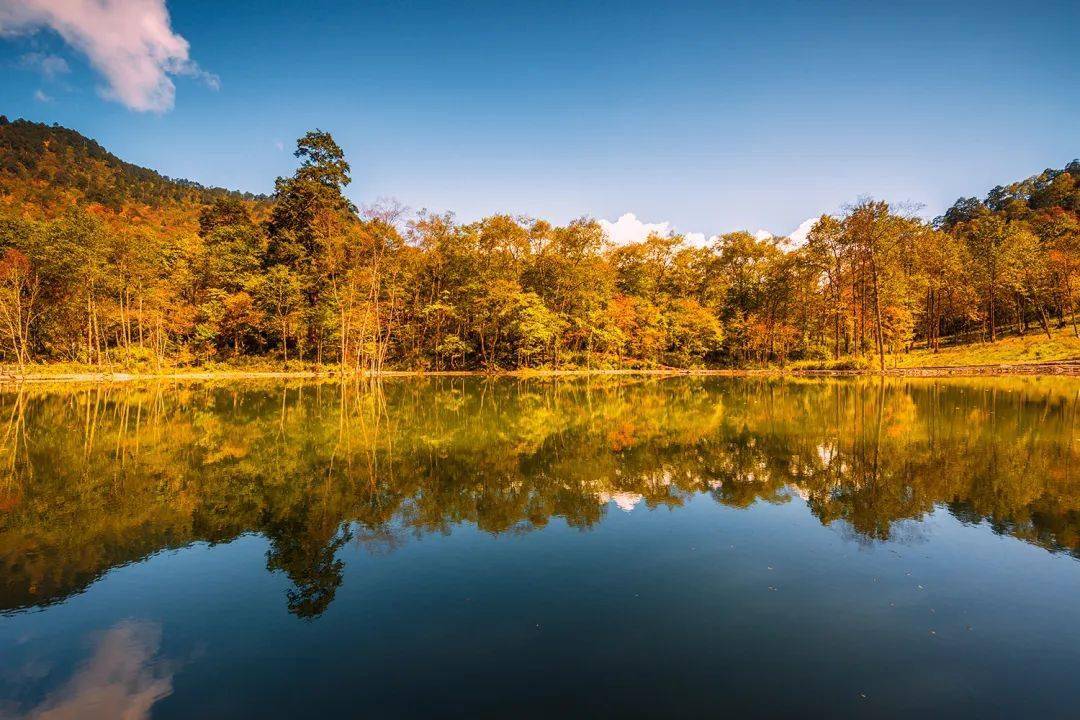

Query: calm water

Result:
[0,377,1078,718]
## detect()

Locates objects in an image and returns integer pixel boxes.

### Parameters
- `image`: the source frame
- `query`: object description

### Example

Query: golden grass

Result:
[890,325,1080,368]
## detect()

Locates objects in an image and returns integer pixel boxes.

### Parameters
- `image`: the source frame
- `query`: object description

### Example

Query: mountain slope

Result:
[0,115,265,226]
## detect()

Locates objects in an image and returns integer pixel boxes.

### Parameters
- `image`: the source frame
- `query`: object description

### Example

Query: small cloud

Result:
[19,51,69,79]
[23,620,174,720]
[753,229,773,241]
[785,217,819,247]
[598,491,644,513]
[274,140,285,152]
[33,88,52,102]
[197,69,221,91]
[684,231,719,248]
[0,0,216,112]
[599,213,672,245]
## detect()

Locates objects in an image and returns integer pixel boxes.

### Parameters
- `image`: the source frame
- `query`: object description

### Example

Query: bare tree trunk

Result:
[1037,304,1053,340]
[870,264,885,374]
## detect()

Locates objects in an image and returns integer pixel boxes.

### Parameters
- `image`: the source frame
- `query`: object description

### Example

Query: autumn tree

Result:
[959,213,1036,341]
[0,249,39,368]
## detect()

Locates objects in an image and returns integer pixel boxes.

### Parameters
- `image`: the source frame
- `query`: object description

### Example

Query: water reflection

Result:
[0,376,1076,618]
[9,621,172,720]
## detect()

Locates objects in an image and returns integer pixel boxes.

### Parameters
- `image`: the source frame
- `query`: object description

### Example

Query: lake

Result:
[0,376,1078,718]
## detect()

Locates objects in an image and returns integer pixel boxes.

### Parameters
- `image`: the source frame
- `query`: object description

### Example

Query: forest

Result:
[0,116,1077,372]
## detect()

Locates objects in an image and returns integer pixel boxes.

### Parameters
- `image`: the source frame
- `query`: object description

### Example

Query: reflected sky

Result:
[9,621,172,720]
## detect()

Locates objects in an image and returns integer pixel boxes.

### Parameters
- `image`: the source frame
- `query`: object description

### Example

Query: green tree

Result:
[960,214,1036,341]
[254,265,303,361]
[266,130,357,360]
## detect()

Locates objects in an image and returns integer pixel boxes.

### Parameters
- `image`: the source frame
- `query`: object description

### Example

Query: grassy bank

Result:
[890,325,1080,368]
[3,329,1079,382]
[789,326,1080,376]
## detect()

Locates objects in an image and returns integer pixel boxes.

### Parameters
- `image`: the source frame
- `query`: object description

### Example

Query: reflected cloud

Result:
[599,491,644,512]
[23,621,172,720]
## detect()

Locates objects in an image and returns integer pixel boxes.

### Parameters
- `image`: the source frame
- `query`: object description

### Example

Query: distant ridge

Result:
[0,115,266,218]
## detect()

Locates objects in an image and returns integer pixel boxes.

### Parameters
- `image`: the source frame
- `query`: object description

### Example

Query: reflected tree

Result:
[0,376,1076,616]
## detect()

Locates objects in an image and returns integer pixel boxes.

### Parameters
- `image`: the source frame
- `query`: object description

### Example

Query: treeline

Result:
[0,120,1077,371]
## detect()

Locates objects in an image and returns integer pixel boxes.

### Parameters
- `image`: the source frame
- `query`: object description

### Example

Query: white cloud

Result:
[684,231,720,248]
[0,0,217,112]
[599,213,824,251]
[25,620,173,720]
[19,51,69,78]
[33,88,52,102]
[274,140,285,152]
[600,212,720,248]
[598,491,643,513]
[785,217,818,247]
[599,213,672,246]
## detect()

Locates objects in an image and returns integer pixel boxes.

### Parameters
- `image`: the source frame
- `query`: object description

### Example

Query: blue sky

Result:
[1,0,1077,241]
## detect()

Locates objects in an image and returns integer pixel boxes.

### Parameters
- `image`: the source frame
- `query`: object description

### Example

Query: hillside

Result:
[0,115,265,229]
[891,325,1080,369]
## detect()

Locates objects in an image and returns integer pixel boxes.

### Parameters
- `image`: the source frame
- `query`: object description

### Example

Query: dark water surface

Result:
[0,377,1078,718]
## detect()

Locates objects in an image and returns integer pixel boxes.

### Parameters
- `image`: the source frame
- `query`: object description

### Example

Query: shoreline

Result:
[1,360,1077,384]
